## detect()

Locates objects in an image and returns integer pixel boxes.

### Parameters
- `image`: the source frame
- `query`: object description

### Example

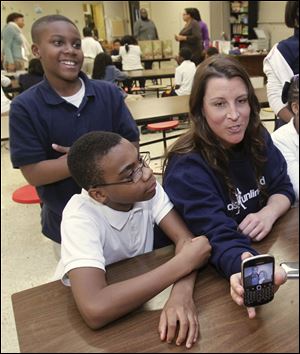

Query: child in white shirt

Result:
[272,74,299,202]
[174,47,196,96]
[56,131,211,349]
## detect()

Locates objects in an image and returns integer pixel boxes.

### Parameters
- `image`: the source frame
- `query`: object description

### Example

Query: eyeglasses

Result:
[91,151,151,188]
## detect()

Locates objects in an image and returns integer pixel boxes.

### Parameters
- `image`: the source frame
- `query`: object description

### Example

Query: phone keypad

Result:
[244,284,274,306]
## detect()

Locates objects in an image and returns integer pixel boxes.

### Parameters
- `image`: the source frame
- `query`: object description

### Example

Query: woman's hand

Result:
[238,207,276,241]
[230,252,287,318]
[174,34,186,42]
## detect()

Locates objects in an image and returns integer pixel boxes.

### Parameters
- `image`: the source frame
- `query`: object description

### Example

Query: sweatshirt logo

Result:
[227,176,266,215]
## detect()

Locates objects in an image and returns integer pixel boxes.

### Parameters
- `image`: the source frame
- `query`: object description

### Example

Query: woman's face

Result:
[182,11,191,22]
[15,17,25,29]
[202,76,251,148]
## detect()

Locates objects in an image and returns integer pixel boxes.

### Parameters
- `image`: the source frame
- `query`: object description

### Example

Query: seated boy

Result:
[162,48,196,97]
[174,47,196,96]
[56,131,211,349]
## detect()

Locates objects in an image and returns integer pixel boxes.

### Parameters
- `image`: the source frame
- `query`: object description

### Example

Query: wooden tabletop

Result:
[126,95,189,125]
[11,207,298,353]
[124,67,175,80]
[126,87,268,124]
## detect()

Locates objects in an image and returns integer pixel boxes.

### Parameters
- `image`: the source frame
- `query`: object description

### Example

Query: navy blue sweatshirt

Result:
[157,130,295,279]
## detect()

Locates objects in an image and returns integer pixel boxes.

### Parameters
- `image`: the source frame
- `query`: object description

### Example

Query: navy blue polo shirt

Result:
[9,72,139,243]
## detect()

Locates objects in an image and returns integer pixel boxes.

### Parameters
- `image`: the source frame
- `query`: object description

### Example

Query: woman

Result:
[263,1,299,129]
[155,55,292,317]
[175,8,203,66]
[1,12,30,72]
[190,8,210,50]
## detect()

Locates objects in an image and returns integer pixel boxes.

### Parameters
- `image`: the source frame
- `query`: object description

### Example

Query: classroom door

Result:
[128,1,140,34]
[91,3,106,40]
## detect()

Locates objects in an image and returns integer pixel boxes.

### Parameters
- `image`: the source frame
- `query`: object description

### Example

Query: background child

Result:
[92,52,129,91]
[110,38,122,71]
[9,15,139,248]
[119,35,145,91]
[56,131,211,349]
[81,26,103,77]
[174,47,196,96]
[18,58,44,92]
[272,74,299,202]
[204,46,219,59]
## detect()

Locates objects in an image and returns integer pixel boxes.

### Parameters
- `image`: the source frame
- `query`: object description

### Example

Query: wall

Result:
[209,1,230,42]
[257,1,293,47]
[1,1,291,50]
[102,1,130,40]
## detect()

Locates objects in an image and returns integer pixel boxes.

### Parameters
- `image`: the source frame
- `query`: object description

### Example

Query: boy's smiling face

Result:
[90,139,157,211]
[32,20,83,85]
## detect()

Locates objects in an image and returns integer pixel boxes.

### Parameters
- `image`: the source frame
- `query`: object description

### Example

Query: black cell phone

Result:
[242,254,275,307]
[280,262,299,278]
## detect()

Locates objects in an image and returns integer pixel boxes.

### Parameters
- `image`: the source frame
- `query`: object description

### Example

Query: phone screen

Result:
[242,255,274,307]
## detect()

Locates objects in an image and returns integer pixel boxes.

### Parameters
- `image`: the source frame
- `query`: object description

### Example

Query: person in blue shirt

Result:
[92,52,129,97]
[9,15,139,245]
[18,58,44,92]
[155,55,293,318]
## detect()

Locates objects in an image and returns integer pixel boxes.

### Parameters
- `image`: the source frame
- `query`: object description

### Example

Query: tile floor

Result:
[1,96,275,352]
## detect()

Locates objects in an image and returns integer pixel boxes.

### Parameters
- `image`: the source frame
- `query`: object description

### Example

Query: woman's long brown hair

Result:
[164,55,267,202]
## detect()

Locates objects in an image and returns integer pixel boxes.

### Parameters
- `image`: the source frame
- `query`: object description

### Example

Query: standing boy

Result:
[9,15,139,246]
[56,131,211,349]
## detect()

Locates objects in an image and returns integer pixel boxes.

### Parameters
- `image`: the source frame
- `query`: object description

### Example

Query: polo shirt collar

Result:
[82,189,143,231]
[39,71,96,105]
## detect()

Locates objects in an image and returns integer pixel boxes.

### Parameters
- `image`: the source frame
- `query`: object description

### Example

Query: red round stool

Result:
[12,184,41,204]
[147,120,179,154]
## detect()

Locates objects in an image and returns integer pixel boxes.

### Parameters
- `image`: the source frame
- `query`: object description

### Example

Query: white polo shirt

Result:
[56,181,173,286]
[81,37,103,59]
[175,60,196,96]
[272,118,299,202]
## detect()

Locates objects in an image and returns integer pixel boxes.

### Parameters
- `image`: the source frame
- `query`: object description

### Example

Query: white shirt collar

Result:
[81,189,143,230]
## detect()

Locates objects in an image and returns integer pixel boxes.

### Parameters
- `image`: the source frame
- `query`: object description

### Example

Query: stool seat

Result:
[12,184,41,204]
[147,120,179,131]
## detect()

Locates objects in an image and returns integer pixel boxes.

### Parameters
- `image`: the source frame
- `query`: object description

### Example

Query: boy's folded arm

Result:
[20,158,71,186]
[158,208,194,248]
[68,255,196,330]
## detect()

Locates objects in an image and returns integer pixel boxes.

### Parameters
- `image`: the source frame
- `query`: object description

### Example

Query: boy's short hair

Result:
[68,131,122,190]
[31,15,78,43]
[83,26,93,37]
[179,48,192,61]
[28,58,44,76]
[206,47,219,57]
[282,74,299,111]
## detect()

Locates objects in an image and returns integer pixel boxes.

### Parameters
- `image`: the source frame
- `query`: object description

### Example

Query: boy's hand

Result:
[178,236,211,273]
[159,295,198,349]
[230,252,288,318]
[52,144,70,159]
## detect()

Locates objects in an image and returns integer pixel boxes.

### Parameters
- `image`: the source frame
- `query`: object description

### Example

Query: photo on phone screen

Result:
[242,254,275,307]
